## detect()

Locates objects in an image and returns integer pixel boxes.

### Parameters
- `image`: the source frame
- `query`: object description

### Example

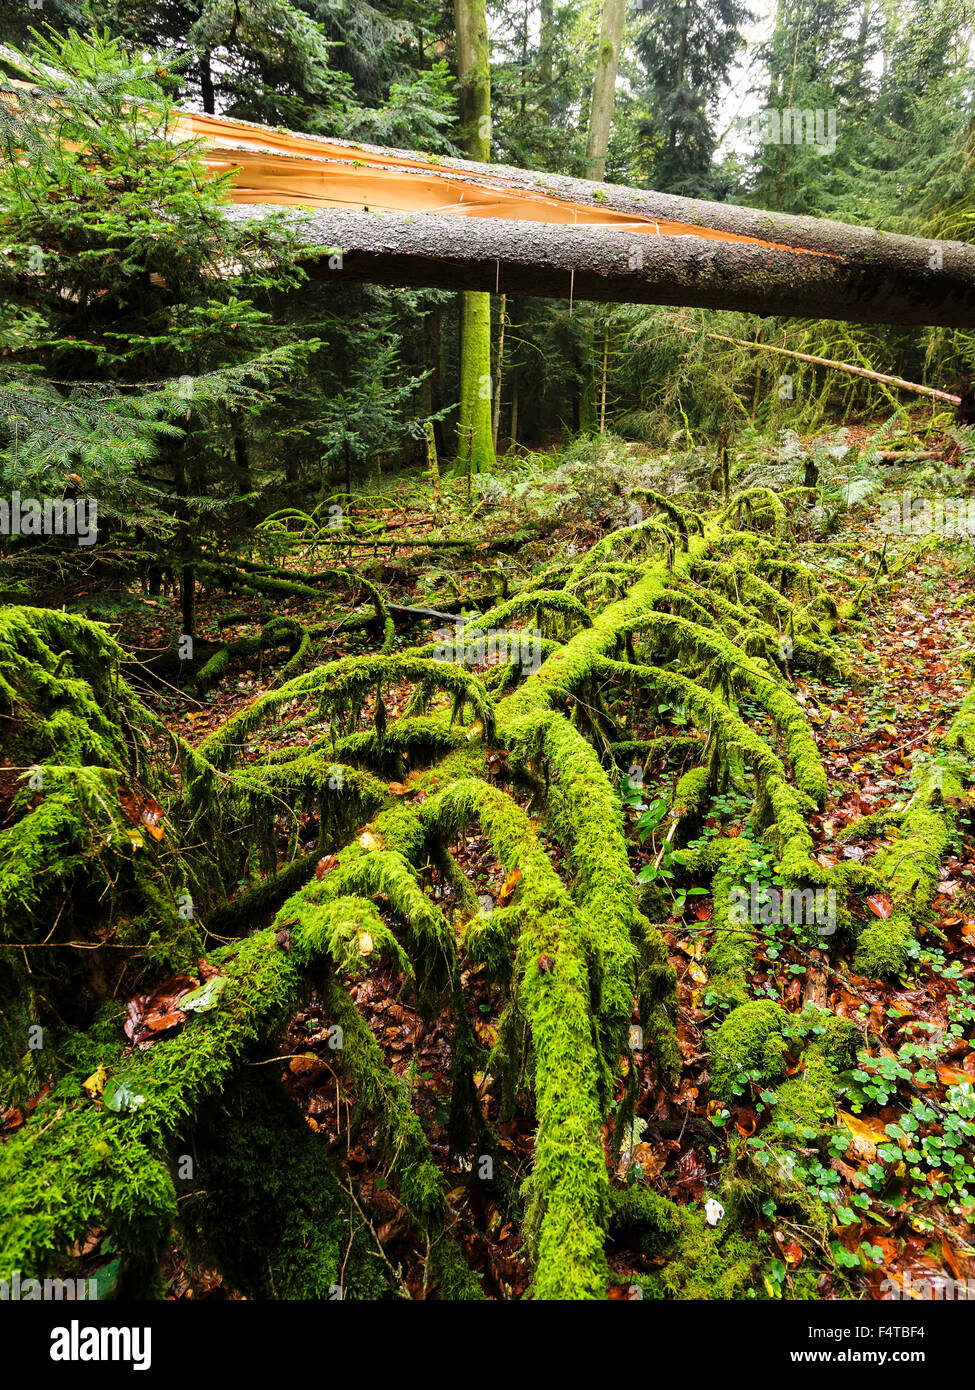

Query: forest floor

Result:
[645,524,975,1302]
[24,437,975,1302]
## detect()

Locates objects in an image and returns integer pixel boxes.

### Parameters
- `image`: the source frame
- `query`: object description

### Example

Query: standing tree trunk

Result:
[199,51,216,116]
[232,427,252,521]
[492,292,506,449]
[585,0,625,182]
[540,0,555,119]
[425,305,445,462]
[344,433,353,509]
[173,448,195,645]
[181,562,196,642]
[774,6,803,210]
[455,0,497,473]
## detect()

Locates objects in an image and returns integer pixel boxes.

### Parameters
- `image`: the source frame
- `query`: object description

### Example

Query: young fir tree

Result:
[0,29,317,628]
[488,0,588,175]
[631,0,750,198]
[831,0,975,232]
[746,0,868,215]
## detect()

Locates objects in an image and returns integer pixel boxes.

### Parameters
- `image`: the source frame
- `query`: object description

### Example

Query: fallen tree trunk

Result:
[702,332,962,404]
[224,202,975,328]
[176,108,975,328]
[7,86,972,326]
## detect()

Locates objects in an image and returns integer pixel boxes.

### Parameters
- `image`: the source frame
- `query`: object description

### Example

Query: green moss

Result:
[0,482,870,1299]
[710,1001,858,1105]
[458,291,496,473]
[421,776,613,1299]
[427,1235,488,1300]
[813,1010,859,1072]
[607,1185,681,1250]
[633,911,679,1082]
[709,1000,790,1102]
[624,610,827,807]
[858,699,975,974]
[776,1049,839,1132]
[671,764,711,820]
[704,837,759,1009]
[652,1207,762,1300]
[531,713,639,1066]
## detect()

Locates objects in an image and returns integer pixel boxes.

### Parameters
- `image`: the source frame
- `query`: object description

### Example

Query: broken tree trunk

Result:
[172,108,975,328]
[222,199,975,328]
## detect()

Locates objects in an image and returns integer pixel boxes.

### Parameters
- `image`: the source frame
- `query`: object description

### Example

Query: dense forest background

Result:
[2,0,974,583]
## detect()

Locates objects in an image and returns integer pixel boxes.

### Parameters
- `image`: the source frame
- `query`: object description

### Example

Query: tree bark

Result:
[199,51,216,117]
[540,0,555,119]
[585,0,625,182]
[203,110,975,327]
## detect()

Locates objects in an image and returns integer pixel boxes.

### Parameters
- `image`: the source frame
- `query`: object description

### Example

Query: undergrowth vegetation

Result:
[5,452,975,1301]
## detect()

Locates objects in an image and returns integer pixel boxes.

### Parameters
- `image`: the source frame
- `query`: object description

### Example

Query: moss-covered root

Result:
[718,486,788,540]
[708,999,857,1106]
[708,1001,859,1240]
[197,654,495,773]
[192,615,309,695]
[858,685,975,975]
[0,928,301,1284]
[533,713,640,1065]
[606,1187,762,1300]
[623,610,828,807]
[0,865,441,1283]
[594,655,820,881]
[702,837,760,1009]
[421,777,613,1299]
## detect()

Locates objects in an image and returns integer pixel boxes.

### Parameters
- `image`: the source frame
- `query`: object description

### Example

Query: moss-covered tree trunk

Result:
[458,293,495,472]
[455,0,497,473]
